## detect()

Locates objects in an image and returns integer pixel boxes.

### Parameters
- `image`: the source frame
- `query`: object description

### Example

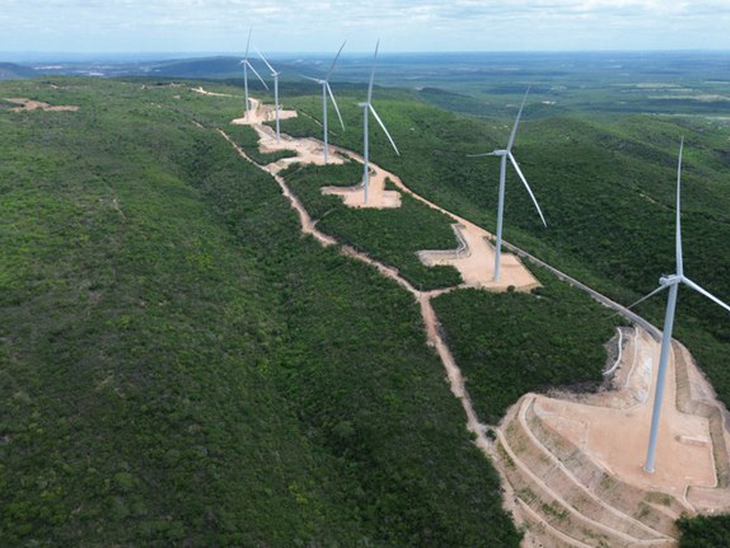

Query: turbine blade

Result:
[627,284,669,309]
[246,60,269,90]
[245,26,252,59]
[326,82,345,130]
[682,278,730,314]
[367,40,380,104]
[255,47,276,75]
[467,152,499,158]
[302,75,321,83]
[507,88,530,152]
[369,104,400,156]
[326,40,346,80]
[676,137,684,277]
[509,152,546,227]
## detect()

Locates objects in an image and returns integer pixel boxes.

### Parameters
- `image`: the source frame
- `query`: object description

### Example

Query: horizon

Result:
[4,49,730,65]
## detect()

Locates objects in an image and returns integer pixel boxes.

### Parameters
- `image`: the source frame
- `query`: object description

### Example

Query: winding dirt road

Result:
[215,97,504,514]
[192,90,730,546]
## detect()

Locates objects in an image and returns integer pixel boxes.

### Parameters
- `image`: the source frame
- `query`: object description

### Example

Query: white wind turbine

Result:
[359,40,400,204]
[469,90,547,282]
[256,48,281,141]
[630,137,730,473]
[240,27,269,120]
[303,41,347,163]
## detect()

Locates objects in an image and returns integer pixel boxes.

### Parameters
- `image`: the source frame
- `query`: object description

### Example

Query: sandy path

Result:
[4,98,79,112]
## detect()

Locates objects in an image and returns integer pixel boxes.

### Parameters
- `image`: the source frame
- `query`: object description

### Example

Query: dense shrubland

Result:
[0,77,521,546]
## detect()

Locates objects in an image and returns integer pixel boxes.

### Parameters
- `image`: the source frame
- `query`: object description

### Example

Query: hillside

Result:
[0,77,527,546]
[276,84,730,412]
[1,74,729,546]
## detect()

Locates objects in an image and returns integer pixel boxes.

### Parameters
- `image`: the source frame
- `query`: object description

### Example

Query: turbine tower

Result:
[304,41,346,163]
[256,48,281,141]
[469,90,547,282]
[240,27,268,120]
[360,40,400,204]
[630,138,730,473]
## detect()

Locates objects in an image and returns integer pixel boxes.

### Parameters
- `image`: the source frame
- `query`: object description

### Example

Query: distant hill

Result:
[141,56,323,82]
[144,56,243,78]
[0,62,36,80]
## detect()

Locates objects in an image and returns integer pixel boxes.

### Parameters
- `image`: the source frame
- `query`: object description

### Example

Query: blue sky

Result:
[2,0,730,54]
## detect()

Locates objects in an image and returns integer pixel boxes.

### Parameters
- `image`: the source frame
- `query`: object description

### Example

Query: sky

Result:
[2,0,730,55]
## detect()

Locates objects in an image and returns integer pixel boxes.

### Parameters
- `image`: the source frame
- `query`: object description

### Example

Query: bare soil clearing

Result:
[419,223,540,291]
[496,324,730,545]
[536,328,716,495]
[190,86,236,98]
[231,97,298,126]
[4,98,79,112]
[321,166,403,209]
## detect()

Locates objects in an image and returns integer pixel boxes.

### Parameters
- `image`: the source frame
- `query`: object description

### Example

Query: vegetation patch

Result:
[433,267,622,424]
[283,163,463,289]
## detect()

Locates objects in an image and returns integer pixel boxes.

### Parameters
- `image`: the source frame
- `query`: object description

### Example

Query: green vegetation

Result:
[678,514,730,547]
[0,77,521,546]
[283,161,462,289]
[432,269,623,423]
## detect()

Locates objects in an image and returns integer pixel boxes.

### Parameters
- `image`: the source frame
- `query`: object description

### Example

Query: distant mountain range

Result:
[0,56,326,81]
[0,62,37,80]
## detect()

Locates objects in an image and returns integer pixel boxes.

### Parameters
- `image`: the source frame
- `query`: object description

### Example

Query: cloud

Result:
[2,0,730,52]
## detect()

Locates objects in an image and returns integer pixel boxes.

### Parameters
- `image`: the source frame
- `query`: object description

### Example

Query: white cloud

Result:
[2,0,730,52]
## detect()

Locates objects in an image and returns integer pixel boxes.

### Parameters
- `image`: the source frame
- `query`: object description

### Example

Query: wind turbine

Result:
[256,48,281,141]
[359,40,400,204]
[303,41,346,163]
[630,137,730,473]
[240,27,269,120]
[469,90,547,282]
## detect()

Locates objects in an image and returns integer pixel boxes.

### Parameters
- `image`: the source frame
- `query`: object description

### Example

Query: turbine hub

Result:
[358,101,369,108]
[659,274,680,286]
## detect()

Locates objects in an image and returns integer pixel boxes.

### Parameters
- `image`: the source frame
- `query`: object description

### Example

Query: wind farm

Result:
[3,7,730,548]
